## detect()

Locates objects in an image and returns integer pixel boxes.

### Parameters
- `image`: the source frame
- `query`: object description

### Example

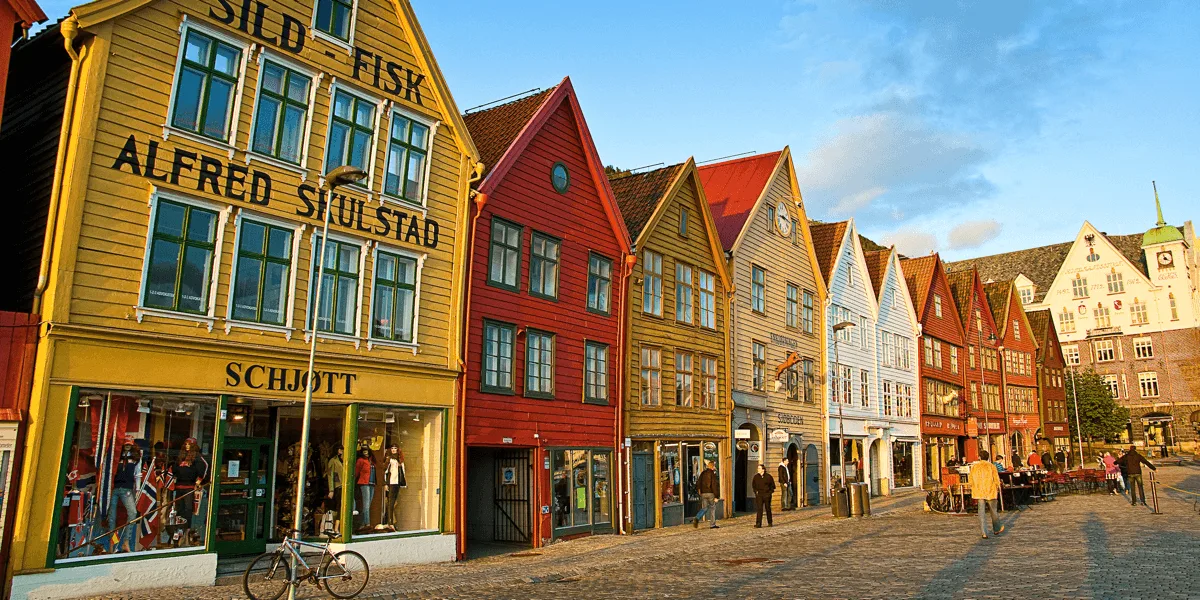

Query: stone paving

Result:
[78,465,1200,600]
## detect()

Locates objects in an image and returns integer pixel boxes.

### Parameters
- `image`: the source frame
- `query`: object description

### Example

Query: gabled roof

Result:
[609,164,685,241]
[946,269,976,327]
[983,280,1013,336]
[898,255,937,316]
[7,0,46,28]
[863,249,891,297]
[697,150,783,250]
[809,221,849,285]
[462,88,555,181]
[1027,309,1051,349]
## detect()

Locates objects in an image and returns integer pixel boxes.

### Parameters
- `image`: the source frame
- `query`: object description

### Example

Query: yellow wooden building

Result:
[0,0,477,596]
[609,159,732,530]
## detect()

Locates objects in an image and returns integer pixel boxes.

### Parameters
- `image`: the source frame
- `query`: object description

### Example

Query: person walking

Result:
[1054,448,1067,472]
[777,458,793,511]
[1120,446,1157,507]
[1103,452,1119,495]
[1040,449,1054,472]
[752,464,775,528]
[1115,450,1128,492]
[970,450,1005,539]
[693,460,720,529]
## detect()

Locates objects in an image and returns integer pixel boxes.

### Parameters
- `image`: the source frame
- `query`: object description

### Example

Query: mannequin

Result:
[382,444,406,530]
[170,438,208,546]
[110,438,142,552]
[354,447,376,532]
[325,445,344,535]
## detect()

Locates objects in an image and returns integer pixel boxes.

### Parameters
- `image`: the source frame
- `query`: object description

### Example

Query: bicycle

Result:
[243,527,369,600]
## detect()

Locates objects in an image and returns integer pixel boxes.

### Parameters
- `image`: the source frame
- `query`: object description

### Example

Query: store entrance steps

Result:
[215,555,258,586]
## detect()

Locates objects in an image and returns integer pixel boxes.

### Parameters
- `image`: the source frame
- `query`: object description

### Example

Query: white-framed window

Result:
[1018,288,1033,304]
[1106,269,1124,294]
[1058,307,1076,333]
[642,250,663,316]
[751,265,766,313]
[249,54,316,167]
[312,0,359,48]
[481,320,515,393]
[139,193,227,321]
[1063,344,1080,366]
[1013,320,1021,340]
[786,284,800,329]
[640,347,662,405]
[675,352,694,407]
[846,262,854,288]
[487,217,522,291]
[950,346,959,374]
[1094,339,1115,362]
[1138,372,1159,398]
[383,109,435,206]
[892,288,901,309]
[587,253,613,315]
[227,213,300,329]
[525,329,555,398]
[1130,298,1149,325]
[1093,305,1112,328]
[933,294,942,317]
[859,369,869,407]
[324,84,380,189]
[1103,374,1119,399]
[923,337,933,366]
[1133,337,1153,359]
[676,263,694,324]
[933,340,943,369]
[307,232,364,337]
[167,21,247,145]
[529,231,561,301]
[880,331,892,368]
[1072,274,1088,298]
[369,245,424,346]
[883,380,894,416]
[698,270,716,328]
[859,316,867,348]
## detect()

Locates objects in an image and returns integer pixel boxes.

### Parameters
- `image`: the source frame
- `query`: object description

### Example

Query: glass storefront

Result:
[56,390,218,560]
[891,441,915,488]
[550,449,611,534]
[829,437,864,488]
[353,406,443,537]
[275,406,345,538]
[924,435,960,483]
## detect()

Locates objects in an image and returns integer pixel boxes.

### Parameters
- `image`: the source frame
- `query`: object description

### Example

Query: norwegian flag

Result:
[137,459,173,549]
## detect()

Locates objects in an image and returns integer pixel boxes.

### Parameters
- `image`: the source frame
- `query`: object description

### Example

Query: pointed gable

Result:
[863,249,891,298]
[463,88,555,180]
[697,151,783,250]
[983,281,1012,336]
[899,255,936,317]
[610,164,685,242]
[1026,308,1056,360]
[809,221,849,286]
[946,270,976,327]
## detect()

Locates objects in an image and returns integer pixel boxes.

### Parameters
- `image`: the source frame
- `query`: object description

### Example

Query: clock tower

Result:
[1141,182,1192,291]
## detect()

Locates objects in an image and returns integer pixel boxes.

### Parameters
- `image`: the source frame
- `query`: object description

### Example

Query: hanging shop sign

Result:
[769,429,789,443]
[225,361,357,394]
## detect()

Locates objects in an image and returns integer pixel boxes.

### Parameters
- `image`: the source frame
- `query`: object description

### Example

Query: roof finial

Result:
[1153,180,1165,227]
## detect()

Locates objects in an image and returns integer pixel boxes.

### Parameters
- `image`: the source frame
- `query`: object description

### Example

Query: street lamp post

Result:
[831,321,856,504]
[1069,368,1085,469]
[290,166,367,599]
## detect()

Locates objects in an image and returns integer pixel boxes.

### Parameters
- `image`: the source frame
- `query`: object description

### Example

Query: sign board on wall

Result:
[501,466,517,486]
[769,429,789,443]
[748,441,761,461]
[734,429,752,439]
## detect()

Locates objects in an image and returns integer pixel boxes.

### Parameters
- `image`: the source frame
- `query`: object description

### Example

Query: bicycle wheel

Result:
[321,550,369,599]
[243,552,292,600]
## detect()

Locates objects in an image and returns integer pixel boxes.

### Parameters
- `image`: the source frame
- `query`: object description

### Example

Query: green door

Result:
[214,438,274,556]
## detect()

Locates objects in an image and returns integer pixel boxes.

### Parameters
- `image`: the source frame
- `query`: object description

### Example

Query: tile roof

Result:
[697,151,783,250]
[462,87,556,179]
[983,280,1013,334]
[946,269,976,327]
[609,164,685,241]
[863,249,891,297]
[1026,308,1052,356]
[898,255,937,315]
[809,221,849,285]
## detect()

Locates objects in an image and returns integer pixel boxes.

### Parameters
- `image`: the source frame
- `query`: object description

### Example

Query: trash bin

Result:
[857,483,871,516]
[848,482,865,516]
[831,487,850,518]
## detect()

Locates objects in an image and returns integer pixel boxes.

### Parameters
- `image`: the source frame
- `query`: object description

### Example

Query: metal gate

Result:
[494,450,531,543]
[631,451,654,530]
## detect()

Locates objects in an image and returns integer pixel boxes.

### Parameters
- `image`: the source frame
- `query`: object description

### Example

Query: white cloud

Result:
[883,228,940,257]
[948,219,1004,250]
[833,186,887,215]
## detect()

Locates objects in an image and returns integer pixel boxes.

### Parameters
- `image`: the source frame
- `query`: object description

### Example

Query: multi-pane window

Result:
[933,340,943,369]
[642,251,663,316]
[923,337,933,366]
[950,347,959,374]
[384,113,430,203]
[584,342,609,404]
[751,266,766,313]
[675,263,694,323]
[883,381,894,416]
[1013,321,1021,340]
[1018,288,1033,304]
[144,200,218,314]
[1094,305,1112,328]
[679,207,689,237]
[1072,275,1089,298]
[1130,299,1149,325]
[325,89,375,173]
[859,316,867,348]
[766,206,775,233]
[1106,270,1124,294]
[968,345,976,369]
[933,294,942,318]
[786,363,800,402]
[1133,337,1154,359]
[786,284,800,329]
[974,309,983,333]
[640,347,662,405]
[1094,339,1115,362]
[529,232,560,300]
[924,379,960,417]
[700,356,718,409]
[482,321,515,393]
[982,383,1001,412]
[675,353,694,407]
[752,342,766,391]
[487,218,522,290]
[969,382,979,409]
[892,289,901,309]
[803,290,815,334]
[899,384,914,417]
[859,369,869,407]
[587,254,612,314]
[1059,308,1076,333]
[835,307,852,342]
[525,330,555,397]
[309,236,360,335]
[1169,293,1178,320]
[1063,345,1080,366]
[371,251,417,342]
[1138,372,1159,398]
[698,270,716,328]
[315,0,354,41]
[802,359,814,403]
[171,30,241,141]
[1103,374,1120,399]
[837,365,852,404]
[251,62,310,163]
[880,332,893,367]
[232,220,292,325]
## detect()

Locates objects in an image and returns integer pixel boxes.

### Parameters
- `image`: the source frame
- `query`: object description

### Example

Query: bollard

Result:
[1149,471,1162,515]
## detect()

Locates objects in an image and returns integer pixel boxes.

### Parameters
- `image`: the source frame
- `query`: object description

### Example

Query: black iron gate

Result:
[494,450,531,543]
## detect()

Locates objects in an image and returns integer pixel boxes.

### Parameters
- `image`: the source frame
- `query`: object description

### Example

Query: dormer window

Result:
[1018,288,1033,305]
[315,0,355,43]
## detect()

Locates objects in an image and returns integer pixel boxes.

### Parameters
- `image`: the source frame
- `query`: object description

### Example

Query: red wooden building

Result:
[900,255,967,485]
[458,79,632,555]
[947,268,1007,462]
[1027,308,1071,464]
[984,280,1042,465]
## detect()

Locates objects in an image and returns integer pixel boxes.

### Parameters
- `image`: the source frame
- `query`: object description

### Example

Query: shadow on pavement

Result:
[1083,513,1200,600]
[916,508,1029,599]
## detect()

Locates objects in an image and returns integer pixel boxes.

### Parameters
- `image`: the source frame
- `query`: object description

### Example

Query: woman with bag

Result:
[1102,452,1119,495]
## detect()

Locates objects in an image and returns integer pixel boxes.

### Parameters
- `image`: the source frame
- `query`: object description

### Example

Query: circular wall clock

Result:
[775,201,792,236]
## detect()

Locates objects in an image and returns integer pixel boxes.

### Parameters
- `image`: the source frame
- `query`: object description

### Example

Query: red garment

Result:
[355,457,373,485]
[1027,452,1043,467]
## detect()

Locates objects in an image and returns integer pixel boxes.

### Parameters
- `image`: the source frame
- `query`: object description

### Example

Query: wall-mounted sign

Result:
[769,429,789,443]
[502,437,513,444]
[734,429,752,440]
[225,361,356,394]
[770,333,799,349]
[1113,300,1122,310]
[777,413,805,426]
[747,441,761,461]
[501,466,517,486]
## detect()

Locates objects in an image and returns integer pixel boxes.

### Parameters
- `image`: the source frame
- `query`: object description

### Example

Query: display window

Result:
[352,406,443,537]
[891,441,915,488]
[659,443,682,506]
[56,390,217,561]
[829,437,865,487]
[550,449,612,533]
[273,405,346,539]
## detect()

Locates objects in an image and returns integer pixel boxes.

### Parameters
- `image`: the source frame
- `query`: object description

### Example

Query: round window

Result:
[551,162,570,194]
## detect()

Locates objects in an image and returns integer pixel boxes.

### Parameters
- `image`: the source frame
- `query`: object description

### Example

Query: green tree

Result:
[1066,369,1130,456]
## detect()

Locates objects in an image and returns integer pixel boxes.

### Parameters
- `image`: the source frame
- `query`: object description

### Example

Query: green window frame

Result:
[308,236,360,335]
[481,320,515,393]
[525,329,555,399]
[251,61,311,164]
[325,89,375,174]
[487,217,522,291]
[584,342,609,405]
[171,29,242,141]
[143,199,218,314]
[529,232,561,301]
[231,219,293,325]
[587,253,612,314]
[751,266,766,313]
[314,0,354,41]
[371,250,418,343]
[384,113,430,204]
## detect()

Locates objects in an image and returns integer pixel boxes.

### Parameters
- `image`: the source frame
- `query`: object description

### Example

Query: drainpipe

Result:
[454,162,486,560]
[614,253,634,534]
[32,16,87,315]
[724,287,735,515]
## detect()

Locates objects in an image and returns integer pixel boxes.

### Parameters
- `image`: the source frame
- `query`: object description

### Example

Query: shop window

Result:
[891,441,914,488]
[56,390,217,560]
[314,0,355,42]
[675,352,694,407]
[586,253,612,314]
[308,235,361,336]
[370,250,419,343]
[529,232,561,300]
[251,61,311,164]
[552,450,611,532]
[353,406,443,537]
[642,251,663,316]
[525,330,555,398]
[231,219,293,325]
[786,284,799,329]
[701,356,718,409]
[325,88,375,175]
[640,347,662,405]
[143,198,219,315]
[274,406,345,538]
[584,342,609,404]
[698,270,716,328]
[487,218,522,291]
[659,443,682,506]
[383,112,430,204]
[751,266,765,313]
[170,28,242,141]
[829,437,864,486]
[481,321,515,393]
[675,263,694,324]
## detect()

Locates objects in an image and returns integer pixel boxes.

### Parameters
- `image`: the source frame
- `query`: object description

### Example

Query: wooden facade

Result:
[1028,308,1071,459]
[985,280,1041,463]
[946,268,1007,462]
[459,80,632,550]
[610,160,731,530]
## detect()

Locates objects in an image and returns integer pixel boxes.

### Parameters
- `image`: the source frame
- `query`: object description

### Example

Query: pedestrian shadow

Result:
[1082,513,1200,600]
[915,509,1028,599]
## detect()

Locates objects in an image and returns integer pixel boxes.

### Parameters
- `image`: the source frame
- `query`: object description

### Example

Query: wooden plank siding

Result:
[995,282,1041,453]
[0,311,38,419]
[872,250,922,481]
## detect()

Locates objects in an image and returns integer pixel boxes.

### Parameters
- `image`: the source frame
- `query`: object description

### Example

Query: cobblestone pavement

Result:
[80,465,1200,600]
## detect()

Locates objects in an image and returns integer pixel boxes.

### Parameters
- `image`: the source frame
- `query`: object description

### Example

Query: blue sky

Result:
[36,1,1200,259]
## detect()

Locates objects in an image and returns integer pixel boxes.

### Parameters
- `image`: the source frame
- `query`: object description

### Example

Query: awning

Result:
[1140,411,1174,424]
